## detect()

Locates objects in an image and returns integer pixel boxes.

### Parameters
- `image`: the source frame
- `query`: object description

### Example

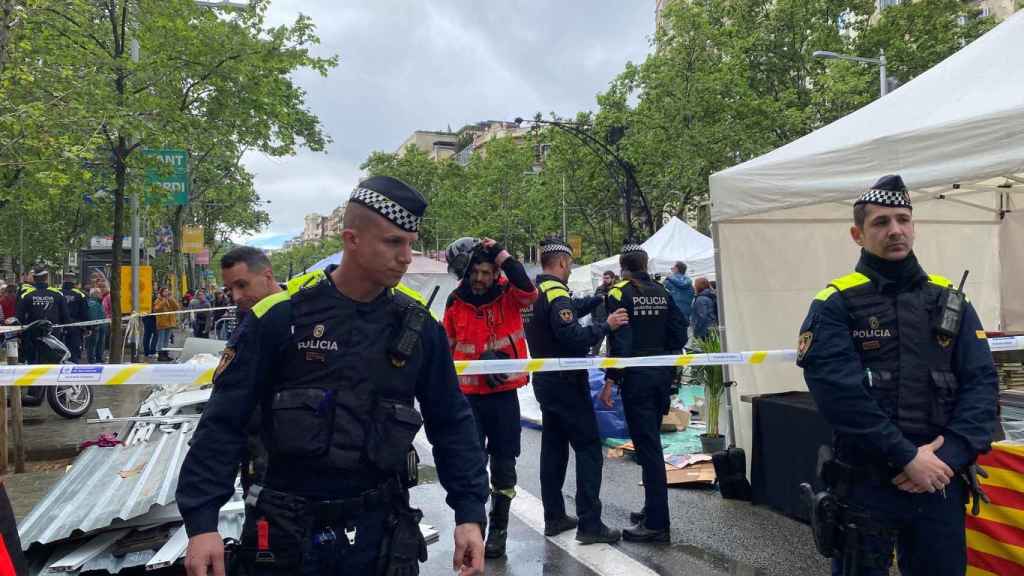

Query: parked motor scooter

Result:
[4,320,93,419]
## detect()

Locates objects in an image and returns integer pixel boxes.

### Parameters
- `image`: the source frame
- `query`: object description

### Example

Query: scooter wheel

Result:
[47,385,93,419]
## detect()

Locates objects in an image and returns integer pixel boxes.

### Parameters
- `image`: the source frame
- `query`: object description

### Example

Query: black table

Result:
[750,391,832,522]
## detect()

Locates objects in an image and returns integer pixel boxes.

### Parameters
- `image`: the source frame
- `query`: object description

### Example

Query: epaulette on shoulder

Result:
[816,272,871,301]
[252,291,290,319]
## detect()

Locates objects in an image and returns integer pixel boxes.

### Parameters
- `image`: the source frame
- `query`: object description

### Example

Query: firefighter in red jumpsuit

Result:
[443,237,537,559]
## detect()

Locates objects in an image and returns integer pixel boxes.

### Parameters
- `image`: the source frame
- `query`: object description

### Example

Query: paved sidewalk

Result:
[9,384,150,461]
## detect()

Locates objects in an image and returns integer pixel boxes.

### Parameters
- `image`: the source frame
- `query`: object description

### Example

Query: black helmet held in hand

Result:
[445,237,480,278]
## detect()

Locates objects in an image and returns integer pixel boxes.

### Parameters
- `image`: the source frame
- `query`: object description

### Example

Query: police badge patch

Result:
[797,331,813,361]
[213,348,236,382]
[559,309,574,323]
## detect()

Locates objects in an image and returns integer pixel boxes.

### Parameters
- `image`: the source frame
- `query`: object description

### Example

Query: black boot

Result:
[485,493,512,559]
[623,521,670,543]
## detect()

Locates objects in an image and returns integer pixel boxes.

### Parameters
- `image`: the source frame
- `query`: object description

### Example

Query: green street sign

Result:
[143,148,189,206]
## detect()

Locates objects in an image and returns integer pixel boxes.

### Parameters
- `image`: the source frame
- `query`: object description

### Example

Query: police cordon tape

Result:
[0,306,236,336]
[0,335,1021,387]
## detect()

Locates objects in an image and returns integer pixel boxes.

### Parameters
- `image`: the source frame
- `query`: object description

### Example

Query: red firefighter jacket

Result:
[443,277,537,395]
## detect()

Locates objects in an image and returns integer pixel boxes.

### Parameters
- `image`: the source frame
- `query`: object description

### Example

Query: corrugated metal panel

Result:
[41,508,244,575]
[18,424,194,548]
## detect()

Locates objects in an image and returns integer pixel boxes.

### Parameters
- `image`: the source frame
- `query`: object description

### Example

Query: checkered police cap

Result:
[621,242,646,256]
[349,176,427,232]
[855,174,912,209]
[540,236,572,256]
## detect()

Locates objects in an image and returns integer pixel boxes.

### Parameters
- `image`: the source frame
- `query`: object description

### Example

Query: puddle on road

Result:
[673,543,764,576]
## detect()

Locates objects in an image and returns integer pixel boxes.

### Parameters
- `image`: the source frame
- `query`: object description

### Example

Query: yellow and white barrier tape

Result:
[0,336,1020,387]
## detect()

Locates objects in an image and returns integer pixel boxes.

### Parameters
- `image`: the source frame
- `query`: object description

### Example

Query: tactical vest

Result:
[823,272,958,439]
[256,270,428,479]
[524,277,571,359]
[609,277,671,357]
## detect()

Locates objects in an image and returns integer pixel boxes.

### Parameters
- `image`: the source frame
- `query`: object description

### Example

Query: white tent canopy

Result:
[709,11,1024,459]
[567,217,716,294]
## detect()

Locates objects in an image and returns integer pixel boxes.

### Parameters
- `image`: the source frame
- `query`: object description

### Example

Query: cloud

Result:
[239,1,654,247]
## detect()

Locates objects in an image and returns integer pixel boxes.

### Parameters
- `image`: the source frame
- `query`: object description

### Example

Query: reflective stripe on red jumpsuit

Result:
[443,279,537,395]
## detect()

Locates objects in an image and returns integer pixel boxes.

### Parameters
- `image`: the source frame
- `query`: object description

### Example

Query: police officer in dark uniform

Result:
[16,268,69,364]
[61,274,88,363]
[524,237,628,545]
[600,242,687,543]
[797,175,998,576]
[177,176,489,576]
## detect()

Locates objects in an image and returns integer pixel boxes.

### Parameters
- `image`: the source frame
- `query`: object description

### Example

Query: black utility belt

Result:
[822,458,893,488]
[248,478,402,522]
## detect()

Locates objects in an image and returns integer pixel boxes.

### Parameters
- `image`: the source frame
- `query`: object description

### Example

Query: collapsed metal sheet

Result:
[18,424,194,548]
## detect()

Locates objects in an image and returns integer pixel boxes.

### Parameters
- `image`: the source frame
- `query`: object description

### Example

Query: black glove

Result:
[483,242,505,262]
[479,349,510,388]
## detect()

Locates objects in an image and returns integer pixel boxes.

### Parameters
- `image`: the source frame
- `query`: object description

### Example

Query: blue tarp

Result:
[589,368,630,439]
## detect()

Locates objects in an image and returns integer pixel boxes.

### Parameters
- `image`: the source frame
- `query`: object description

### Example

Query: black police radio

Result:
[936,271,969,338]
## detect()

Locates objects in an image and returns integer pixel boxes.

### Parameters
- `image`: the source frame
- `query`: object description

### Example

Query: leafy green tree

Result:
[0,0,335,360]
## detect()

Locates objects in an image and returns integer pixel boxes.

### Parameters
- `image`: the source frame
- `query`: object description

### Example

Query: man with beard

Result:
[443,237,536,559]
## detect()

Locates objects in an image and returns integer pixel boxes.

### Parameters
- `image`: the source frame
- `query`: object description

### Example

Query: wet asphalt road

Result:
[413,427,829,576]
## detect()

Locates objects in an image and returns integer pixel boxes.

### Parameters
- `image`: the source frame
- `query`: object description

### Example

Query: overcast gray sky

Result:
[239,1,656,248]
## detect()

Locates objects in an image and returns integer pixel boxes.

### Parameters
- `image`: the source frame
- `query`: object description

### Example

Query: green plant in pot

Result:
[692,328,727,454]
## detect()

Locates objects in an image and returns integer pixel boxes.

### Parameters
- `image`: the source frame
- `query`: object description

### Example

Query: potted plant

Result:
[692,328,727,454]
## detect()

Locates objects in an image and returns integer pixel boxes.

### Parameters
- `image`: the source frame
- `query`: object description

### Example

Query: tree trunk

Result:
[0,0,13,75]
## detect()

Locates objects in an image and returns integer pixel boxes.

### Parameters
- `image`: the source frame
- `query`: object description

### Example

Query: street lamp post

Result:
[513,117,655,241]
[812,49,888,97]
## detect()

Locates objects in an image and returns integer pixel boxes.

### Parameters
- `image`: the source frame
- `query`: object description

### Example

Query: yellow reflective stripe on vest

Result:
[394,282,428,306]
[252,291,290,318]
[814,287,838,301]
[286,269,327,294]
[928,274,953,288]
[47,287,62,295]
[545,288,570,302]
[608,279,629,301]
[828,272,871,292]
[538,280,566,293]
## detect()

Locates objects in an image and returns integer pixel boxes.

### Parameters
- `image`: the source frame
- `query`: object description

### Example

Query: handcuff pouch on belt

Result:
[801,446,895,575]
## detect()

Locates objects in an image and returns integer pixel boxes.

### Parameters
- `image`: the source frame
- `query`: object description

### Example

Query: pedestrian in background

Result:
[60,274,88,363]
[0,285,15,324]
[691,277,718,341]
[154,287,178,361]
[188,289,210,338]
[212,290,229,339]
[85,288,106,364]
[142,294,158,359]
[665,262,694,330]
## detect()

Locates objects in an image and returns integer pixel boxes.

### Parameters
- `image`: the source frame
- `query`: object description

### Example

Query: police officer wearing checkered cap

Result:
[524,236,629,545]
[178,176,489,576]
[600,242,687,543]
[797,175,998,575]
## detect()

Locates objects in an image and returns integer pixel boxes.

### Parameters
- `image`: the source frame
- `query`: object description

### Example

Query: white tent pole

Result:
[711,221,737,448]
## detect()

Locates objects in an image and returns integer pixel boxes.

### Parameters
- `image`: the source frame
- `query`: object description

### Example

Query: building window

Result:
[879,0,902,9]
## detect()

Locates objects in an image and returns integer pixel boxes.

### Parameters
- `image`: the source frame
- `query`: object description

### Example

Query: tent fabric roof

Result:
[568,217,715,294]
[305,252,448,275]
[710,10,1024,221]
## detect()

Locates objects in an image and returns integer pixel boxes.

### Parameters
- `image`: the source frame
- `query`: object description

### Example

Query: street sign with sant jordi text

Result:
[143,148,189,206]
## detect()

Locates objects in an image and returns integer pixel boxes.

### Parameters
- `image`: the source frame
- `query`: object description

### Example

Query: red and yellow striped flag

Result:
[967,443,1024,576]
